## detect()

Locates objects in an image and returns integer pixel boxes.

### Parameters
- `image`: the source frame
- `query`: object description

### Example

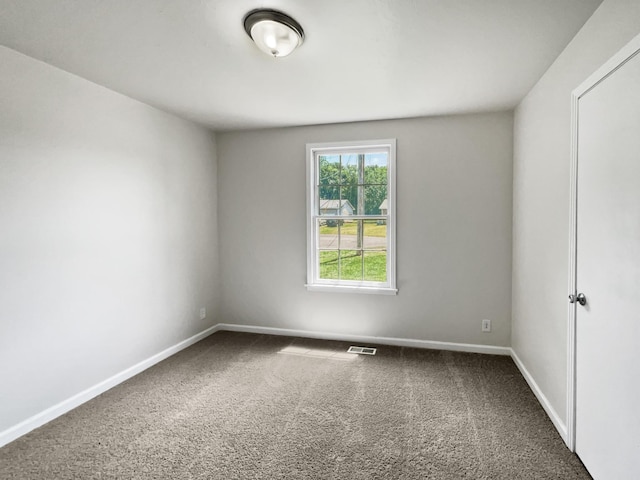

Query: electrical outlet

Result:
[482,319,491,332]
[199,308,206,320]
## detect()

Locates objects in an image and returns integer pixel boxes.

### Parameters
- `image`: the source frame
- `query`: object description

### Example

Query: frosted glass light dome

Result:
[244,9,304,58]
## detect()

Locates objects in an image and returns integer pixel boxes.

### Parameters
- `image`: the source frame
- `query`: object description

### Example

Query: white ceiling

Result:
[0,0,602,131]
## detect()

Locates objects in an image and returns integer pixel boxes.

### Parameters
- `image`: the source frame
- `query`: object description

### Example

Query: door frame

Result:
[567,32,640,452]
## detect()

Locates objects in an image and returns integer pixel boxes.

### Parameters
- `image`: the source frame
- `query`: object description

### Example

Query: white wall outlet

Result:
[482,319,491,332]
[199,308,206,320]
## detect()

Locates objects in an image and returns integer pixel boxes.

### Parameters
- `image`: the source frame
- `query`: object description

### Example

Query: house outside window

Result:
[319,199,354,216]
[306,139,397,294]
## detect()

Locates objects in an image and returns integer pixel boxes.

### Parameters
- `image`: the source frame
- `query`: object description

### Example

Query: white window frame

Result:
[306,139,397,295]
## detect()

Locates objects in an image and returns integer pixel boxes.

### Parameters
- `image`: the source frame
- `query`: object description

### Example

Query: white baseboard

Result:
[0,324,220,448]
[215,323,512,356]
[510,348,568,444]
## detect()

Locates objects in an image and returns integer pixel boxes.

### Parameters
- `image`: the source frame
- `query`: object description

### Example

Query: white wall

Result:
[512,0,640,427]
[0,47,219,434]
[217,112,513,347]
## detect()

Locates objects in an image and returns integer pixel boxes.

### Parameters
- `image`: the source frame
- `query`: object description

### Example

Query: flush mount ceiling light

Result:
[243,8,304,57]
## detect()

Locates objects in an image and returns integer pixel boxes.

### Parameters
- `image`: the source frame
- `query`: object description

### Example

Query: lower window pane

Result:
[318,219,339,249]
[339,220,360,249]
[319,250,339,279]
[364,251,387,282]
[339,250,363,281]
[363,220,387,250]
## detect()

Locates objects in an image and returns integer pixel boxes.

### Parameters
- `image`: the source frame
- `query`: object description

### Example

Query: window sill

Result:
[305,284,398,295]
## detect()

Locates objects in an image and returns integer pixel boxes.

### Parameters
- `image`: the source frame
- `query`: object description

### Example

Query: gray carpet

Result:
[0,331,591,479]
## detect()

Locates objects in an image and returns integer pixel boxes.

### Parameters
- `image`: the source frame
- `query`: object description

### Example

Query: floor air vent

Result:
[347,346,377,355]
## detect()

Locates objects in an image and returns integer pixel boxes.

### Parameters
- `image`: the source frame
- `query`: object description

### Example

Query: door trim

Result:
[567,32,640,452]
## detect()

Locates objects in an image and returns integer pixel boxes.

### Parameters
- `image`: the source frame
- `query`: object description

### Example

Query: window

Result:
[306,139,397,294]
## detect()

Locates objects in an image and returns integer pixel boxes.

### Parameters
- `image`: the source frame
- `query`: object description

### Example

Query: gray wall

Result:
[217,112,513,346]
[0,47,220,433]
[512,0,640,426]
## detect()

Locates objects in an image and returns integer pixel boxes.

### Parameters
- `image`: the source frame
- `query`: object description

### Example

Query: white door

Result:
[575,46,640,479]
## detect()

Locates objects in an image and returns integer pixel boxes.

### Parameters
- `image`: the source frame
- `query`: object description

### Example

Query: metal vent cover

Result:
[347,346,377,355]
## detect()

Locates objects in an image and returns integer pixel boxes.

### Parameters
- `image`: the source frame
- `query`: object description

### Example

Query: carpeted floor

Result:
[0,331,591,479]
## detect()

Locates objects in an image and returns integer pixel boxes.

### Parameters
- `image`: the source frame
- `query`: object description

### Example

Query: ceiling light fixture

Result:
[243,9,304,58]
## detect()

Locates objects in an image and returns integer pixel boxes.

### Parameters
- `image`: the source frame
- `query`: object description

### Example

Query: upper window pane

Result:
[340,186,358,214]
[364,153,388,185]
[339,154,359,186]
[319,155,340,185]
[364,185,387,216]
[317,151,389,218]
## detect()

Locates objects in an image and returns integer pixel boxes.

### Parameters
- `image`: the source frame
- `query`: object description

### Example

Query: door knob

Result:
[569,293,587,306]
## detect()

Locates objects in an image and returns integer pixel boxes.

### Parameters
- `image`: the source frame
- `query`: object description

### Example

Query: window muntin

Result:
[306,140,396,294]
